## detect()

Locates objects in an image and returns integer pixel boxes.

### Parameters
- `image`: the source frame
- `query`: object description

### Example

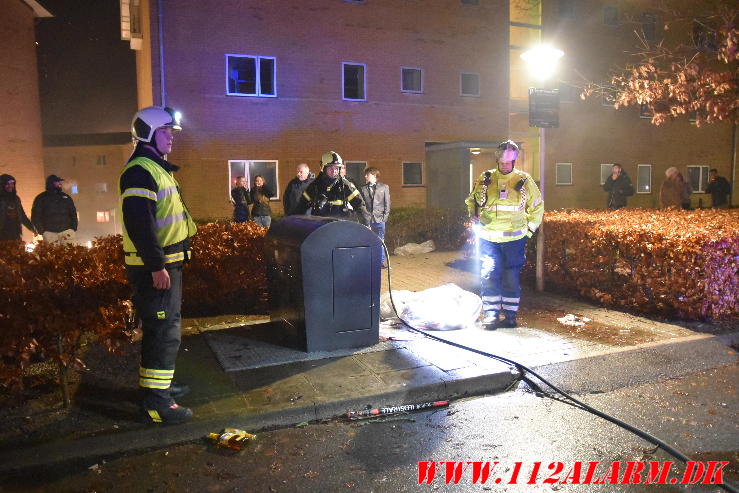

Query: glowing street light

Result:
[520,45,564,81]
[520,44,564,292]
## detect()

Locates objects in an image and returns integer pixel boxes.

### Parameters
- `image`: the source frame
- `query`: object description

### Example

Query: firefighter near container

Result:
[465,140,543,329]
[120,106,197,425]
[295,151,370,224]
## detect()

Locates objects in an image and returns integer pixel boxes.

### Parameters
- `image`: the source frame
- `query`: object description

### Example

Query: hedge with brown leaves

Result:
[527,208,738,320]
[0,222,268,390]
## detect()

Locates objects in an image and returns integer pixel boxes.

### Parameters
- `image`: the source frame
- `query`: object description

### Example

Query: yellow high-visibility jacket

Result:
[465,168,543,243]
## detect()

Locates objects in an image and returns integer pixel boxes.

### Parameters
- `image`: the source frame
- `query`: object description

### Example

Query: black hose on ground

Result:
[380,241,738,493]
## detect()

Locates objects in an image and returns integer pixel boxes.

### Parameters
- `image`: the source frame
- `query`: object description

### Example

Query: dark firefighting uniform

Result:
[119,145,197,411]
[296,171,371,224]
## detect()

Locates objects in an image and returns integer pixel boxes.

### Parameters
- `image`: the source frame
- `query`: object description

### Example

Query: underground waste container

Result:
[265,215,382,352]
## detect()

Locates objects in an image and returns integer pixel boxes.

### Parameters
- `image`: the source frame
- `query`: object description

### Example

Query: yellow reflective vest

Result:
[465,168,543,243]
[120,157,197,266]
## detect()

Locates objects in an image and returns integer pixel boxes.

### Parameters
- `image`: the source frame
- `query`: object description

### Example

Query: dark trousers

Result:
[479,237,526,316]
[370,221,386,263]
[126,265,183,406]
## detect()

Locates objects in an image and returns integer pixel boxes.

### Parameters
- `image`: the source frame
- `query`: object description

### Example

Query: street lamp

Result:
[520,45,564,292]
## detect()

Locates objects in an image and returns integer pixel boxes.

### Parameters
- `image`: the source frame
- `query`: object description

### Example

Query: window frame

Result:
[228,159,280,201]
[400,66,423,94]
[345,161,368,186]
[636,164,652,194]
[226,54,277,98]
[642,12,657,42]
[639,104,653,119]
[687,165,710,193]
[342,62,367,101]
[555,163,573,185]
[402,161,424,187]
[460,72,480,97]
[600,163,613,185]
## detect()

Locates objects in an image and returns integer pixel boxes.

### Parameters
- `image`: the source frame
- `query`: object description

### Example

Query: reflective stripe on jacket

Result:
[119,157,197,266]
[465,168,544,243]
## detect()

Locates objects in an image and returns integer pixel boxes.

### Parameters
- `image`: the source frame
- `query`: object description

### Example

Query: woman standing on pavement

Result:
[249,175,274,228]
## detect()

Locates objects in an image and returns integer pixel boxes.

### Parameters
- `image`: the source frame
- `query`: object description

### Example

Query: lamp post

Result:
[520,45,563,292]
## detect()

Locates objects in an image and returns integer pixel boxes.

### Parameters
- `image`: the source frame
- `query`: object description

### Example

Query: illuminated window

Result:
[555,163,573,185]
[401,67,423,93]
[228,160,279,200]
[687,165,710,193]
[96,211,110,223]
[402,162,423,186]
[460,72,480,97]
[226,54,276,97]
[637,164,652,194]
[600,164,613,185]
[343,63,366,101]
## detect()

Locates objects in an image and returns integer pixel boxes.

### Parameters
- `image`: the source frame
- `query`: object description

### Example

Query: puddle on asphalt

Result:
[517,308,657,347]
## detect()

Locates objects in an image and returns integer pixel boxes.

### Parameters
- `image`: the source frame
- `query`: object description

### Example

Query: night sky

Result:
[35,0,137,136]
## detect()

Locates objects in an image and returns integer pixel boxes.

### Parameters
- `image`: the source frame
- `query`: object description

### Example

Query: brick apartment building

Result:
[509,0,735,210]
[124,0,511,220]
[1,0,52,241]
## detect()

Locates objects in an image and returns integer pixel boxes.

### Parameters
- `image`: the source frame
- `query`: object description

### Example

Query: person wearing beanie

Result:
[31,174,78,244]
[0,174,36,242]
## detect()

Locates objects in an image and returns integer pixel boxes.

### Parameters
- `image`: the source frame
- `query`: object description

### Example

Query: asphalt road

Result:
[5,360,737,493]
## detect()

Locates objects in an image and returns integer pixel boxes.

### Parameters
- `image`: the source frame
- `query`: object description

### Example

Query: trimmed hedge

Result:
[526,208,738,321]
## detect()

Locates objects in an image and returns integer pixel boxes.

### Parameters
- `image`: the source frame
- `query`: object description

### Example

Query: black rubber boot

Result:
[169,382,190,399]
[141,402,193,425]
[500,312,517,328]
[482,311,500,329]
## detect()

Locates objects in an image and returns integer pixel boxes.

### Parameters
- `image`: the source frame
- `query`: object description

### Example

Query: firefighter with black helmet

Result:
[465,140,543,329]
[295,151,371,224]
[120,105,197,424]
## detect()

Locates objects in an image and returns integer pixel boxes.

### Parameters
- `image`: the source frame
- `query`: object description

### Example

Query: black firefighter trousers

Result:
[126,264,183,408]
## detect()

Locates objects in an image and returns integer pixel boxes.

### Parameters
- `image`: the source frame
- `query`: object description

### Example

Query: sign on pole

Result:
[529,88,560,128]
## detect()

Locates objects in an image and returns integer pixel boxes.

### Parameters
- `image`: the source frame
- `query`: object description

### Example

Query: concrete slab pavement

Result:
[0,250,736,477]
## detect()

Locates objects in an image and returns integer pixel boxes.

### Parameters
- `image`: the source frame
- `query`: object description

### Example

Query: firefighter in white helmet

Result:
[120,106,197,424]
[465,140,543,329]
[295,151,370,224]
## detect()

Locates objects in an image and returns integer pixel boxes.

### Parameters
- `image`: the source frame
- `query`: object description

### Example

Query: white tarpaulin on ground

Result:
[380,283,482,330]
[393,240,436,256]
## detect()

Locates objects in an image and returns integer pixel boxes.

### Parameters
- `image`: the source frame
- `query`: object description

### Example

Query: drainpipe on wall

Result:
[158,0,166,106]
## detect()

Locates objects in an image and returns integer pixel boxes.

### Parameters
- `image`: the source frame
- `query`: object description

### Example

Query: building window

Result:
[345,161,367,186]
[603,5,618,25]
[402,162,423,186]
[228,160,280,199]
[639,104,653,119]
[94,183,108,193]
[96,211,110,223]
[343,62,366,101]
[559,0,575,18]
[600,164,613,185]
[460,72,480,97]
[555,163,573,185]
[96,155,107,166]
[344,0,366,3]
[401,67,423,93]
[70,185,79,194]
[692,20,718,52]
[226,54,276,97]
[687,165,710,193]
[461,0,479,5]
[637,164,651,193]
[642,12,657,42]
